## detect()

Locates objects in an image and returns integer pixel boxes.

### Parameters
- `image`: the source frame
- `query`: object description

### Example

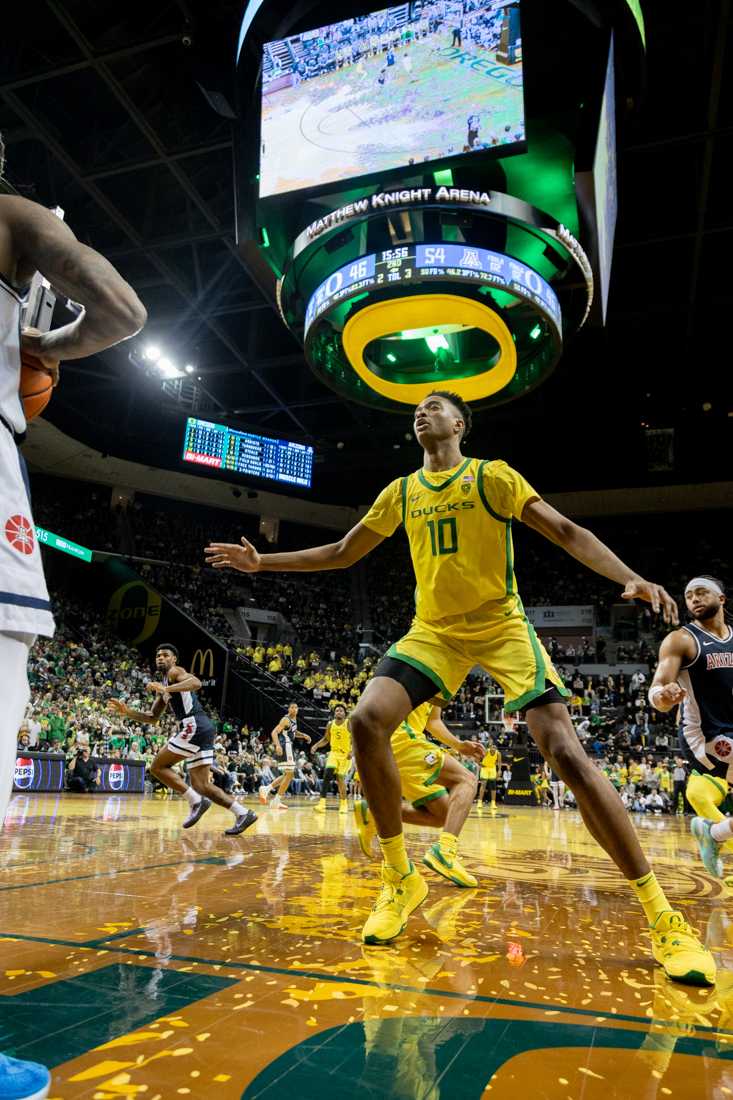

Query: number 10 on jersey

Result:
[427,517,458,556]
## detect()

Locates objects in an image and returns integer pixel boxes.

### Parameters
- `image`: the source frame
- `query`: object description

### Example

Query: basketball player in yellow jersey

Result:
[353,700,484,888]
[312,703,352,814]
[477,739,501,812]
[206,391,714,984]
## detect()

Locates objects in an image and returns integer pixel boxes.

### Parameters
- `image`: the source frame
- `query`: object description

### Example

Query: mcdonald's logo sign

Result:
[190,648,215,680]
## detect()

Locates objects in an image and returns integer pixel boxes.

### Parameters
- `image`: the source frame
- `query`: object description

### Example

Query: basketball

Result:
[20,351,56,420]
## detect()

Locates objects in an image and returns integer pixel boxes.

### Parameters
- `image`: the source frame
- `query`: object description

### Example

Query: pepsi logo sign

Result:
[14,756,35,789]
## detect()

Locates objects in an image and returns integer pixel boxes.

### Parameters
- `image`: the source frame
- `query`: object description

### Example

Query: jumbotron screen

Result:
[182,417,314,488]
[259,0,525,198]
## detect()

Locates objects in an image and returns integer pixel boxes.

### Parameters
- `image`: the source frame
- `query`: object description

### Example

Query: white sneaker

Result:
[271,798,288,811]
[258,784,271,805]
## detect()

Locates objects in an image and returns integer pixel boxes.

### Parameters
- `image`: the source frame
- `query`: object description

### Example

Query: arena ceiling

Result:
[1,0,731,507]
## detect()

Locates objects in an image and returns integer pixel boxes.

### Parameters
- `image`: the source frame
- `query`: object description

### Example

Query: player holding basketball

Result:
[0,132,146,1100]
[259,702,311,810]
[110,644,257,836]
[647,576,733,879]
[206,390,715,986]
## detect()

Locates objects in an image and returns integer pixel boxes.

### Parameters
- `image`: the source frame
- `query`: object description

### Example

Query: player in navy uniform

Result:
[0,130,146,1100]
[110,644,256,836]
[259,702,311,810]
[648,576,733,877]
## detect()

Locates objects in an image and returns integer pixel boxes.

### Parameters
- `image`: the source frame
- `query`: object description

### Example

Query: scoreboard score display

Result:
[304,245,562,339]
[182,417,314,488]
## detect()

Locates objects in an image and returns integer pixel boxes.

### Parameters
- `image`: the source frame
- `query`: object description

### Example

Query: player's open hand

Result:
[21,327,61,386]
[205,537,261,573]
[460,740,485,764]
[108,699,128,717]
[621,578,679,624]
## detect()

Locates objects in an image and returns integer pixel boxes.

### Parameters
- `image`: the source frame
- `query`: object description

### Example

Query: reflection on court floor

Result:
[2,795,731,1098]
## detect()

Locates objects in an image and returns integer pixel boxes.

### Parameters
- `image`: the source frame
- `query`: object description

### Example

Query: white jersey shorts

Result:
[278,734,295,771]
[0,425,54,638]
[167,714,216,770]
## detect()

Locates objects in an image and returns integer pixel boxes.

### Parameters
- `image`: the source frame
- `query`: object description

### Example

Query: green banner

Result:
[625,0,646,48]
[36,525,93,563]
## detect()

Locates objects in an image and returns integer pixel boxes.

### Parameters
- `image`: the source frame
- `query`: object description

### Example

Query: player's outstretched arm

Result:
[205,521,384,574]
[311,726,331,753]
[647,632,694,712]
[1,195,147,359]
[108,696,166,725]
[521,498,679,624]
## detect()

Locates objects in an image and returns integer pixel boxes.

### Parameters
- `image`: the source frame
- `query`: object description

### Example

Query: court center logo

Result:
[107,580,162,645]
[190,648,215,682]
[5,514,35,555]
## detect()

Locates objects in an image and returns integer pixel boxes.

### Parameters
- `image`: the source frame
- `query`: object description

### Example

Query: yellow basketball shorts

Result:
[479,769,497,782]
[325,751,351,777]
[391,725,447,807]
[686,772,729,820]
[386,594,569,713]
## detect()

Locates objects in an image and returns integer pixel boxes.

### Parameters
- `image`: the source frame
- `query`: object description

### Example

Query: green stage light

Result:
[425,333,450,353]
[433,168,454,187]
[261,226,270,248]
[386,353,397,363]
[530,324,542,340]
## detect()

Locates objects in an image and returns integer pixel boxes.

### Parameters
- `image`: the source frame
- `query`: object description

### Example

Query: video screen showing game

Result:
[259,1,524,198]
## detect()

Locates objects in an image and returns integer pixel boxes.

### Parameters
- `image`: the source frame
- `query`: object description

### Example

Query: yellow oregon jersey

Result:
[329,720,351,755]
[391,702,432,749]
[481,748,499,776]
[361,458,539,623]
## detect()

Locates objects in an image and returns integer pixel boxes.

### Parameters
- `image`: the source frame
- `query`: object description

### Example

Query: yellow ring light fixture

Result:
[302,244,563,411]
[342,294,516,406]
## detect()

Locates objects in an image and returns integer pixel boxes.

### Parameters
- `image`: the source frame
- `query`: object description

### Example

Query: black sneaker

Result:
[224,809,258,836]
[182,796,212,829]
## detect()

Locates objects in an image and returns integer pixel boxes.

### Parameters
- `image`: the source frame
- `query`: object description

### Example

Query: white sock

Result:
[230,800,246,817]
[711,819,733,843]
[184,787,202,807]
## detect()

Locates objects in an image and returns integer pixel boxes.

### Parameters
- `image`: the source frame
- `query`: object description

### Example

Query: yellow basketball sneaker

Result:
[362,861,428,945]
[353,798,377,859]
[476,803,483,815]
[339,799,348,815]
[314,799,326,814]
[649,910,716,987]
[423,842,478,888]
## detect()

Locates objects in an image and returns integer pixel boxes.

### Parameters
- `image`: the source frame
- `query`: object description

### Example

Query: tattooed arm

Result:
[0,194,147,359]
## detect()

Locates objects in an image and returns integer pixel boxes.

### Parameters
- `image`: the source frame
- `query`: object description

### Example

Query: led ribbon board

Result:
[36,526,93,563]
[305,245,561,338]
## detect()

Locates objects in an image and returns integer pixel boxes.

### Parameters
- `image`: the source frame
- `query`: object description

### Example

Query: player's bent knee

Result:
[546,735,589,780]
[350,704,392,745]
[460,771,478,797]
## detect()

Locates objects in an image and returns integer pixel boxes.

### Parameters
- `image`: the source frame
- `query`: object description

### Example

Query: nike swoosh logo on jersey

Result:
[703,641,716,646]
